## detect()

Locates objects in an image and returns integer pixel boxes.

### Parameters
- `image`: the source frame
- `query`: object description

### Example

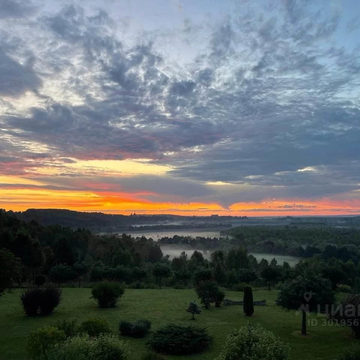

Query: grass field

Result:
[0,288,354,360]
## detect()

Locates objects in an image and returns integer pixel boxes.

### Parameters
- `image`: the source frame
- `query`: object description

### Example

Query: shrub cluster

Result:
[148,324,212,355]
[27,326,66,360]
[48,334,128,360]
[215,324,289,360]
[91,282,124,308]
[21,287,61,316]
[78,318,111,337]
[119,320,151,338]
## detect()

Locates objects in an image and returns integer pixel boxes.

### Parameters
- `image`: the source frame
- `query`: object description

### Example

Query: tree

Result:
[277,275,334,336]
[261,266,281,290]
[195,281,223,309]
[153,264,171,288]
[186,302,201,320]
[0,248,21,295]
[243,286,254,316]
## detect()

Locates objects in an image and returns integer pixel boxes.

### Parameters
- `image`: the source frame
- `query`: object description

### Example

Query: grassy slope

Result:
[0,288,353,360]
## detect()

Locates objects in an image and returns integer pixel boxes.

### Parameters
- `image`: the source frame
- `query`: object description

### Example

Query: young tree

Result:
[186,302,201,320]
[243,286,254,317]
[277,275,334,336]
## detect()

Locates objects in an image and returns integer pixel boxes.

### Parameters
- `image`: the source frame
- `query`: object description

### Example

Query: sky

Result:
[0,0,360,216]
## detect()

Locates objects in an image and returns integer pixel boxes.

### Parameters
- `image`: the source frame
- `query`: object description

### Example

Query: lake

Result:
[125,229,221,240]
[123,229,300,266]
[159,246,300,266]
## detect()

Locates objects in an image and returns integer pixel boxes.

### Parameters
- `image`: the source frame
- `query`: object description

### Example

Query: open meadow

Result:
[0,288,353,360]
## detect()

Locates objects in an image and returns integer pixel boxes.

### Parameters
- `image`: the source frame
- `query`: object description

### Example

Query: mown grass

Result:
[0,288,354,360]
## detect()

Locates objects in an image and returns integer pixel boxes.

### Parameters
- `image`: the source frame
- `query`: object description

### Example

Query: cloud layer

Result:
[0,0,360,215]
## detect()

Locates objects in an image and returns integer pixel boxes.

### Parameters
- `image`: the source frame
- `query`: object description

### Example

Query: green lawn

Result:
[0,288,354,360]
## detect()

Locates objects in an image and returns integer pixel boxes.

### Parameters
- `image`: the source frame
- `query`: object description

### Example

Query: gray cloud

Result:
[0,47,42,96]
[0,0,36,19]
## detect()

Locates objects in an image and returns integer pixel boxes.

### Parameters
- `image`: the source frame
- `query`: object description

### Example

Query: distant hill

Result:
[13,209,239,232]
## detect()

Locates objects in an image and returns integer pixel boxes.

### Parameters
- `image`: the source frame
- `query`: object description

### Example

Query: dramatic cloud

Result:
[0,0,360,215]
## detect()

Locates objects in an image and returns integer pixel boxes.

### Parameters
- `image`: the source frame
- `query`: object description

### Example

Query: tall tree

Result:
[277,275,334,336]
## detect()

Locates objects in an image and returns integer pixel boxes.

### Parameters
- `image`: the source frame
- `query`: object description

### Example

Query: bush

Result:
[48,334,128,360]
[39,287,62,315]
[119,320,151,338]
[79,318,111,337]
[21,287,61,316]
[148,324,212,355]
[91,282,124,308]
[54,319,78,337]
[215,324,289,360]
[27,326,66,360]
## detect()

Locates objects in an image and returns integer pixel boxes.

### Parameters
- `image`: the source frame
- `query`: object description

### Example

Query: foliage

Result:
[119,319,151,338]
[91,282,124,308]
[195,280,224,309]
[278,274,334,335]
[49,264,77,284]
[152,264,171,288]
[215,324,289,360]
[54,319,78,338]
[79,318,111,337]
[21,287,61,316]
[148,324,212,355]
[331,294,360,338]
[243,286,254,316]
[48,334,128,360]
[27,326,66,360]
[186,302,201,320]
[261,266,282,290]
[0,248,21,295]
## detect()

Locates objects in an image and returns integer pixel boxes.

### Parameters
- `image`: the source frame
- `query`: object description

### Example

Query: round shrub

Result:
[39,287,61,315]
[148,324,212,355]
[119,319,151,338]
[215,324,289,360]
[27,326,66,360]
[91,282,124,308]
[21,288,42,316]
[79,318,111,337]
[21,287,61,316]
[48,334,128,360]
